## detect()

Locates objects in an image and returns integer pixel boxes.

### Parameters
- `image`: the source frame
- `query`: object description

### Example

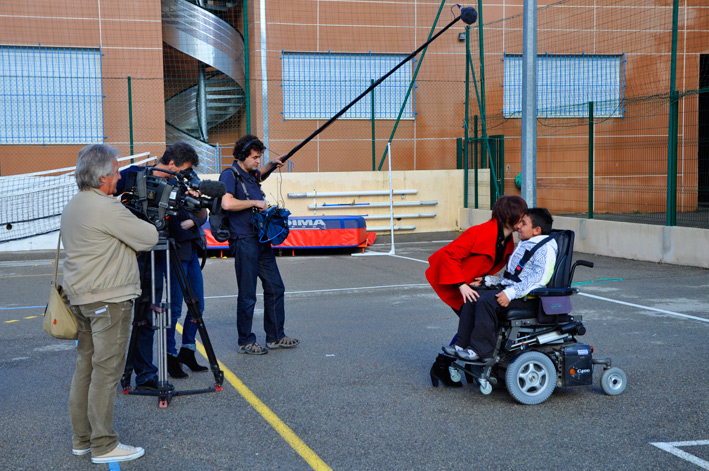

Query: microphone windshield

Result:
[460,7,477,25]
[199,180,227,198]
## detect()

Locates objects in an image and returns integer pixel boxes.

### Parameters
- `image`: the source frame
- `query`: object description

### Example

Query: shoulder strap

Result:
[503,235,555,282]
[53,230,61,285]
[226,167,250,200]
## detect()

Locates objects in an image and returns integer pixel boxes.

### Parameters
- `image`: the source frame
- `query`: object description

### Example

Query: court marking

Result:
[177,323,333,471]
[651,440,709,470]
[579,292,709,324]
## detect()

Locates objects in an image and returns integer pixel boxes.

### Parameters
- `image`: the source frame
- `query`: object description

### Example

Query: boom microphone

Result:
[460,6,477,25]
[261,5,478,179]
[198,180,226,198]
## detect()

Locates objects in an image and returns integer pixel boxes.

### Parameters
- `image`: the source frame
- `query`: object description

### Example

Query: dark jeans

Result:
[231,237,286,346]
[455,288,526,358]
[167,250,202,356]
[132,251,164,385]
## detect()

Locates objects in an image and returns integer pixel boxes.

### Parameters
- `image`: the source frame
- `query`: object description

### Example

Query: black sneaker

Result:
[135,378,174,392]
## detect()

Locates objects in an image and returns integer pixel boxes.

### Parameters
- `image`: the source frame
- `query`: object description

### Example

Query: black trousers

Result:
[455,288,526,358]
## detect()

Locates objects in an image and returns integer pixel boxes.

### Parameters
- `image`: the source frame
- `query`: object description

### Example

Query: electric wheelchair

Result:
[430,229,627,405]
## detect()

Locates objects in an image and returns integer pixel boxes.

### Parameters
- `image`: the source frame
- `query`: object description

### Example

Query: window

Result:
[282,51,414,120]
[0,45,104,144]
[503,53,625,118]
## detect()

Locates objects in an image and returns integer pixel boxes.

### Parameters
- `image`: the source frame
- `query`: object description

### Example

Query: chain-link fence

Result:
[462,0,709,228]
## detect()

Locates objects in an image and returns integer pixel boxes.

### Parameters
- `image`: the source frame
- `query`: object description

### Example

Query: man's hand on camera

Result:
[180,219,196,230]
[186,188,201,198]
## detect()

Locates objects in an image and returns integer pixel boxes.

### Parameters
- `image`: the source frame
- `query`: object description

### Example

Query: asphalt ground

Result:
[1,232,708,471]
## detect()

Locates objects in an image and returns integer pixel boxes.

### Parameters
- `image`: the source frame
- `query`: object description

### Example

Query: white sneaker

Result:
[72,447,90,456]
[91,443,145,464]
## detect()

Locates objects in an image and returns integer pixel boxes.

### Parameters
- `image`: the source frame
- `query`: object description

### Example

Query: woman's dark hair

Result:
[491,195,527,229]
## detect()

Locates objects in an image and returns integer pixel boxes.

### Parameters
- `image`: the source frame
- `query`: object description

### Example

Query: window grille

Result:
[0,45,104,144]
[503,53,625,118]
[282,51,414,120]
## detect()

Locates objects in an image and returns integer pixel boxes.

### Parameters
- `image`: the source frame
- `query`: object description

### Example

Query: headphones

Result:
[237,138,260,161]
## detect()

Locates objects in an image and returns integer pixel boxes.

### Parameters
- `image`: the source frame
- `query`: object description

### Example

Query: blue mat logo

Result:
[289,218,327,230]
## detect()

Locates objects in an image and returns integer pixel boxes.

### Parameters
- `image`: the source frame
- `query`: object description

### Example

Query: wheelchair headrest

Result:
[546,229,575,289]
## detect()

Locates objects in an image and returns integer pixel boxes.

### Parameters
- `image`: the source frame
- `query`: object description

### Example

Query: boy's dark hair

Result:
[491,195,528,229]
[233,134,266,161]
[526,207,554,235]
[159,142,199,167]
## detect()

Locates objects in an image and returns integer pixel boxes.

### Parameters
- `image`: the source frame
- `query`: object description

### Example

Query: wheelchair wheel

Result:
[601,367,627,396]
[505,351,556,405]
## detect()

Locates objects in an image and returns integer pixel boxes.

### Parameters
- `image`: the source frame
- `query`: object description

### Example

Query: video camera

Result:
[120,166,227,234]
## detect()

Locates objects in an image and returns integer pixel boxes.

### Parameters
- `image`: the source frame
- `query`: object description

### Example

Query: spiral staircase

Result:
[162,0,245,173]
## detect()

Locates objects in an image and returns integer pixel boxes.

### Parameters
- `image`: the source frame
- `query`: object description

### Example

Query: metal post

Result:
[127,76,134,159]
[588,101,594,219]
[371,79,376,171]
[464,26,471,209]
[474,114,479,208]
[243,0,251,134]
[521,0,537,206]
[666,0,679,226]
[197,63,208,141]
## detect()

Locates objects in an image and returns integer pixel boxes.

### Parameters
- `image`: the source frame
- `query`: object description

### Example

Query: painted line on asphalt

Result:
[175,323,333,471]
[579,293,709,324]
[204,283,430,300]
[651,440,709,470]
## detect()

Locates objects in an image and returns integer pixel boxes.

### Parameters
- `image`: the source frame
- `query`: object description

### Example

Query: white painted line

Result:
[388,254,429,263]
[651,440,709,470]
[579,293,709,324]
[205,283,430,300]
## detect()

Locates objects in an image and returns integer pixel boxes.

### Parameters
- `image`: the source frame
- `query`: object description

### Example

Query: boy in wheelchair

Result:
[432,209,627,404]
[443,208,557,361]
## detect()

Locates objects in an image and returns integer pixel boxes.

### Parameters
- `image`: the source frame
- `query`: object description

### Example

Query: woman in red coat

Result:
[426,196,526,386]
[426,195,527,313]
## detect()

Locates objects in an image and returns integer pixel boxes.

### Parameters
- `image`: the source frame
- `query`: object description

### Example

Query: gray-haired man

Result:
[61,144,158,464]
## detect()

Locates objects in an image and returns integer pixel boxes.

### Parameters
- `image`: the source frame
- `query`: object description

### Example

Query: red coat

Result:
[425,219,513,310]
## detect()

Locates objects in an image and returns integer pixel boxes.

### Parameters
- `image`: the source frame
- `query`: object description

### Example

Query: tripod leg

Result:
[121,255,153,392]
[121,301,147,392]
[169,241,224,390]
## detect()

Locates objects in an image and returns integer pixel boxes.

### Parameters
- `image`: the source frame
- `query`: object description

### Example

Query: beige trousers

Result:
[68,300,133,456]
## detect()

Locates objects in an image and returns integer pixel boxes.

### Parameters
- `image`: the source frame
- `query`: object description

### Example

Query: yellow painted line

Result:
[4,319,20,323]
[176,323,332,471]
[24,316,38,319]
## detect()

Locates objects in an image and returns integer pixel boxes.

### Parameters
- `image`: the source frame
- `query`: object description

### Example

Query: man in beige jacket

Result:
[61,144,158,464]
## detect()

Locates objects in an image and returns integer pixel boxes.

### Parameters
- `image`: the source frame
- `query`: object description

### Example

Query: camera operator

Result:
[219,135,299,355]
[62,144,158,463]
[116,142,208,388]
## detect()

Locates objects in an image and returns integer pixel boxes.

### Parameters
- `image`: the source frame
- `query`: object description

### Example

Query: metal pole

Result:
[371,79,376,171]
[128,76,134,159]
[474,114,479,208]
[243,0,251,134]
[387,142,395,255]
[666,0,679,226]
[464,26,470,209]
[588,101,594,219]
[521,0,537,206]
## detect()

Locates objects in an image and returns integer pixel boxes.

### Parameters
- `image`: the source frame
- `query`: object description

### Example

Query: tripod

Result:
[121,236,224,407]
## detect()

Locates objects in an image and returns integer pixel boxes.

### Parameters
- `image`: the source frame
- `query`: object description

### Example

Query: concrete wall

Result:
[460,208,709,269]
[208,169,475,233]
